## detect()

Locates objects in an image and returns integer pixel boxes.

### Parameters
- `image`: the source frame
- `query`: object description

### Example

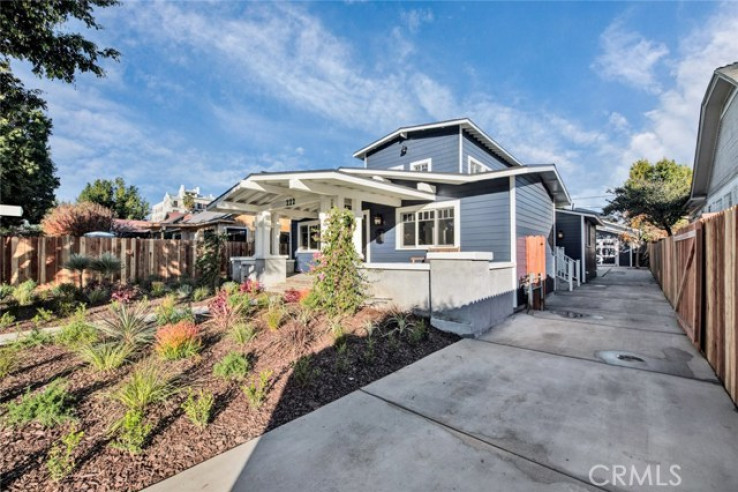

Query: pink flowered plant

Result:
[239,279,263,294]
[111,285,138,304]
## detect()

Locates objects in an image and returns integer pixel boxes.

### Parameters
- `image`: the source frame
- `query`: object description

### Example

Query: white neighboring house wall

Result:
[150,185,215,222]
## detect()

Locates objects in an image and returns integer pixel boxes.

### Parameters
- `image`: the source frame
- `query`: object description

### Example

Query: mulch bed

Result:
[0,304,459,491]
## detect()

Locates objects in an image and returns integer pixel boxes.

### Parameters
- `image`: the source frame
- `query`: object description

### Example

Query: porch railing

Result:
[555,246,580,291]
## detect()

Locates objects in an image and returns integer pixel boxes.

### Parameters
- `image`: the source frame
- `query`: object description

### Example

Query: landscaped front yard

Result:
[0,279,457,491]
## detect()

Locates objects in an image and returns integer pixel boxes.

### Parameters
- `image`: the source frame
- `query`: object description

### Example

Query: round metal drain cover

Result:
[617,354,645,363]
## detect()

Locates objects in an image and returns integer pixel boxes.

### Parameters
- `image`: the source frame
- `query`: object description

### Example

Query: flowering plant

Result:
[239,279,263,294]
[155,320,201,360]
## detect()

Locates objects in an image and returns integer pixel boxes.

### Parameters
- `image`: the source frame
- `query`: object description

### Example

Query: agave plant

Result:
[90,252,122,284]
[64,254,92,288]
[99,301,153,347]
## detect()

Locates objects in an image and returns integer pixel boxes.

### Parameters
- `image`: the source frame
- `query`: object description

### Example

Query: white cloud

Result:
[401,8,434,33]
[592,18,669,94]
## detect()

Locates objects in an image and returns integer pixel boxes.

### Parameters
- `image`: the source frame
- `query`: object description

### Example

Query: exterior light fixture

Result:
[557,230,564,240]
[373,214,384,226]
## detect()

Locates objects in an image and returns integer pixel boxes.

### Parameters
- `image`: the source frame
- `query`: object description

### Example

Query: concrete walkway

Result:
[147,268,738,491]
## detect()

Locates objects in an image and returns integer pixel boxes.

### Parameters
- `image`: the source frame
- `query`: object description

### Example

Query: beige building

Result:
[150,185,215,222]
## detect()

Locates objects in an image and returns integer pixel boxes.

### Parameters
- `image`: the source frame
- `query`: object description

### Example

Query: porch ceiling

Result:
[209,170,436,218]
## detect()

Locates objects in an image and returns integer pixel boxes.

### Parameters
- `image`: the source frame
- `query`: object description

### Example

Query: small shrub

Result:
[387,312,412,337]
[111,285,138,304]
[192,286,210,302]
[362,320,378,338]
[239,279,262,294]
[408,318,429,345]
[334,338,350,372]
[177,284,193,300]
[155,295,194,326]
[242,370,272,409]
[149,281,168,298]
[18,327,54,348]
[52,283,79,304]
[0,283,13,301]
[57,306,98,348]
[0,311,16,329]
[181,388,213,428]
[154,320,201,360]
[89,252,121,282]
[328,319,344,340]
[109,409,151,455]
[213,351,250,381]
[0,345,20,378]
[86,287,110,306]
[33,307,54,325]
[3,379,75,427]
[12,280,37,306]
[77,342,133,371]
[292,355,320,387]
[208,290,248,331]
[100,301,153,346]
[362,336,376,363]
[229,321,257,345]
[221,281,239,295]
[110,364,175,412]
[263,303,285,332]
[46,426,84,481]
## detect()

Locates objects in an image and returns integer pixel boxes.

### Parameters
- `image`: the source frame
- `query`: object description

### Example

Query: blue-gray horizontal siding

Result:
[462,132,509,173]
[291,221,319,273]
[367,204,425,262]
[365,127,458,173]
[516,176,554,279]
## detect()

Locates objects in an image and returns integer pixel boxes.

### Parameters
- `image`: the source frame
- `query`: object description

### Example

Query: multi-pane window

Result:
[410,159,431,172]
[398,205,457,248]
[298,222,321,251]
[468,157,490,174]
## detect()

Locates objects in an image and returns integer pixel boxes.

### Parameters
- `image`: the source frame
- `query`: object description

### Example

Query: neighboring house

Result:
[689,62,738,215]
[209,118,571,329]
[150,185,215,222]
[555,208,602,282]
[596,220,640,267]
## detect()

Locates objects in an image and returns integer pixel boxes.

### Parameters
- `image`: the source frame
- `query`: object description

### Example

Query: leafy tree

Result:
[182,193,196,212]
[604,159,692,237]
[0,64,59,225]
[41,201,113,236]
[78,177,150,219]
[0,0,120,225]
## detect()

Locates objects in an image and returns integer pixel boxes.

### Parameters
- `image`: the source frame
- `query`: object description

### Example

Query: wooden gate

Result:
[525,235,546,279]
[670,223,703,345]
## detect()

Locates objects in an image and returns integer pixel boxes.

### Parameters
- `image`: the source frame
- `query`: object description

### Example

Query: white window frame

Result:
[409,158,432,172]
[297,220,321,252]
[468,156,491,174]
[389,164,404,170]
[395,200,461,250]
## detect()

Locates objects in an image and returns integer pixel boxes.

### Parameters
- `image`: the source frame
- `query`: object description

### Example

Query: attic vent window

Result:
[285,198,296,207]
[410,159,432,172]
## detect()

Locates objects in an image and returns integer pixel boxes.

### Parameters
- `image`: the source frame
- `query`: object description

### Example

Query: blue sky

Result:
[15,1,738,212]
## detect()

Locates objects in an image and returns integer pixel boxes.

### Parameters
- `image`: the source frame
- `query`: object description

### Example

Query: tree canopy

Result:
[78,177,150,220]
[0,0,120,226]
[604,158,692,236]
[41,201,113,236]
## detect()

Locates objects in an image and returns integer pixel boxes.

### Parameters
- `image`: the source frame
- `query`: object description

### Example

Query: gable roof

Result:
[689,62,738,206]
[352,118,523,167]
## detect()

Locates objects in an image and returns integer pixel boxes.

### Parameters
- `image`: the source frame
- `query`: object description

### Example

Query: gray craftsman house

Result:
[210,118,572,335]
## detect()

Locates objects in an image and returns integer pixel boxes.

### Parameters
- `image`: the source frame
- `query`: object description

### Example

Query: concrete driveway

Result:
[148,268,738,491]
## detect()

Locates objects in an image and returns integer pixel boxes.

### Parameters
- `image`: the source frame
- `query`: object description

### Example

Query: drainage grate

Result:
[617,354,645,363]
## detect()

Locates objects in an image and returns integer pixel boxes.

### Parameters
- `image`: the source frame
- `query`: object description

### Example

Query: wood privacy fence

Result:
[648,206,737,404]
[0,236,251,286]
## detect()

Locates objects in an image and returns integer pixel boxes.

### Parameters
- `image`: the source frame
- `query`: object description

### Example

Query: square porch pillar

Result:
[253,210,272,259]
[270,213,281,256]
[351,197,364,260]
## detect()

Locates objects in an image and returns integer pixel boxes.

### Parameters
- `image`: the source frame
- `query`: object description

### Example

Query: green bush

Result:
[17,326,54,348]
[110,364,175,413]
[155,295,194,326]
[213,351,250,382]
[52,283,79,303]
[181,388,213,428]
[99,301,153,346]
[109,409,151,455]
[408,318,428,345]
[0,345,20,378]
[12,280,37,306]
[57,306,98,348]
[263,301,285,332]
[229,321,257,345]
[292,355,320,388]
[0,311,16,329]
[86,287,110,306]
[0,283,13,301]
[220,281,239,295]
[149,281,169,298]
[307,208,366,316]
[46,426,84,481]
[242,370,272,409]
[89,252,121,282]
[77,342,133,371]
[177,284,193,300]
[192,286,210,302]
[3,379,75,428]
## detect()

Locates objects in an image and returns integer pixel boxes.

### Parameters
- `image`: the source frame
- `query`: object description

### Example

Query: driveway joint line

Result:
[358,387,608,492]
[530,313,688,336]
[472,338,720,385]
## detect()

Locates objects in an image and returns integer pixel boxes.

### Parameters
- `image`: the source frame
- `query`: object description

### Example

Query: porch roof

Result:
[340,164,572,207]
[208,170,436,219]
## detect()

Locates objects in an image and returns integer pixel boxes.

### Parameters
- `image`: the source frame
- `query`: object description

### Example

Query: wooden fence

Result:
[0,236,251,286]
[648,206,737,404]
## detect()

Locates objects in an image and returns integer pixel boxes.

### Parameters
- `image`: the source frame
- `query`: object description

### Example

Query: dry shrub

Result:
[41,201,114,236]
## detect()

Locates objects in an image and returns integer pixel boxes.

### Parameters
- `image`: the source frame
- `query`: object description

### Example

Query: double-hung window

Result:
[397,202,459,249]
[298,221,321,251]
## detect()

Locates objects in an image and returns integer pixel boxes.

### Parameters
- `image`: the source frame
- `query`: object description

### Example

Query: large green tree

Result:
[78,177,149,220]
[604,158,692,236]
[0,0,120,226]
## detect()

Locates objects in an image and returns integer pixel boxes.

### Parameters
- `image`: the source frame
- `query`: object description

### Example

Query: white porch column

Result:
[270,213,280,257]
[254,210,272,259]
[319,196,331,237]
[351,197,363,259]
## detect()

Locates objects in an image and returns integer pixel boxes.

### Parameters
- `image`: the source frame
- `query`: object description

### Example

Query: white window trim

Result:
[395,200,461,250]
[468,156,491,174]
[409,158,432,172]
[297,220,321,252]
[389,164,404,170]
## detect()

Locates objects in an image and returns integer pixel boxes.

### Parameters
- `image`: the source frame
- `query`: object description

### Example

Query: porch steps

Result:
[267,273,313,294]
